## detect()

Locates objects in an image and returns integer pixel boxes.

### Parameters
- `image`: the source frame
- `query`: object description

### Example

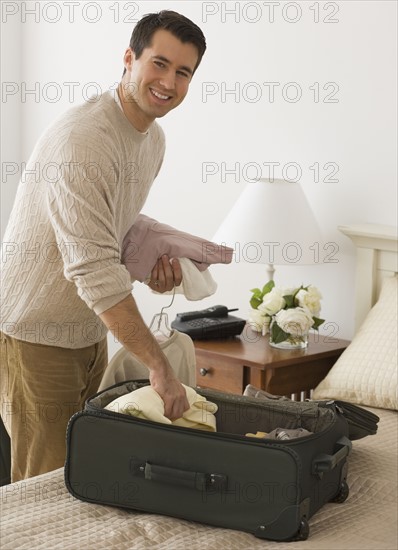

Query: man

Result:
[0,11,207,482]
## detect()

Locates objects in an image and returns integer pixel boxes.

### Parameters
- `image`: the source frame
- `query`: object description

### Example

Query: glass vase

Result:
[269,320,309,350]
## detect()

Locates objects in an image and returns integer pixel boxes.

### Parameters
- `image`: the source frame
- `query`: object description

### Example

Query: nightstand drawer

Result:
[195,355,243,394]
[193,331,350,399]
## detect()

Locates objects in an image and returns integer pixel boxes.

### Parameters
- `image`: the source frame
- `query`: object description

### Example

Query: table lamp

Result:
[212,178,323,281]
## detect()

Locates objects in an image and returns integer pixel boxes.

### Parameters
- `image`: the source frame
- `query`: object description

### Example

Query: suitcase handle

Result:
[312,436,352,477]
[143,461,228,491]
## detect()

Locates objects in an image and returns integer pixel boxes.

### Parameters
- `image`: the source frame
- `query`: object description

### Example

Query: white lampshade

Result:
[213,178,322,278]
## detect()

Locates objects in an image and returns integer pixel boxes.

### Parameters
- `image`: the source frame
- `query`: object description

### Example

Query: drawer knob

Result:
[199,368,209,377]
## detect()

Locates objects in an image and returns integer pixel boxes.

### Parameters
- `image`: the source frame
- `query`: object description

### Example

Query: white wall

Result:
[1,5,21,236]
[1,1,397,359]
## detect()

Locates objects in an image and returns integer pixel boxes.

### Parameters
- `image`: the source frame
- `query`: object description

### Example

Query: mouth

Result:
[149,88,172,102]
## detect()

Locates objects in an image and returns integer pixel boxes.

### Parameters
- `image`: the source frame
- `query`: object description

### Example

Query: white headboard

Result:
[339,224,398,330]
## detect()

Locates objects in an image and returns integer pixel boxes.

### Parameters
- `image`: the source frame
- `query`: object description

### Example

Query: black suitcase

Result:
[64,380,351,542]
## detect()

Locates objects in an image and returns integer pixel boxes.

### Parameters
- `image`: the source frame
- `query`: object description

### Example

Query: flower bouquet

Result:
[248,281,325,349]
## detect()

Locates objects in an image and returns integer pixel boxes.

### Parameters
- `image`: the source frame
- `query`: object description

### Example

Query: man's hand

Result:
[149,365,190,420]
[147,255,182,292]
[99,294,189,421]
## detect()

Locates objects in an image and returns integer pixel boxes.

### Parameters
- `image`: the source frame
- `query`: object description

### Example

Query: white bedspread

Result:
[1,407,397,550]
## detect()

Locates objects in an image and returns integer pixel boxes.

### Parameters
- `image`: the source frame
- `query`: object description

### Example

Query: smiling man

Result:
[0,11,206,482]
[119,28,200,131]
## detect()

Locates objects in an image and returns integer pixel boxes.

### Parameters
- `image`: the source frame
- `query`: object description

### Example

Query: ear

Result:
[123,48,135,72]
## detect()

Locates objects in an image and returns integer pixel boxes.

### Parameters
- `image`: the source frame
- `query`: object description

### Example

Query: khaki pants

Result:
[0,332,107,482]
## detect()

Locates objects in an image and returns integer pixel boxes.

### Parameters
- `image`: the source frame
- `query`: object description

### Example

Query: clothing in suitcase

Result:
[64,380,351,542]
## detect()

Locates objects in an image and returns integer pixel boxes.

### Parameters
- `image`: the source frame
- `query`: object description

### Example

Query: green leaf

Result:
[271,322,290,344]
[250,287,262,295]
[291,287,303,304]
[283,294,295,308]
[312,316,325,330]
[262,280,275,295]
[250,296,263,310]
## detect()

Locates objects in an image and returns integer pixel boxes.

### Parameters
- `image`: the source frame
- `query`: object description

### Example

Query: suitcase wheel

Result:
[330,481,349,503]
[291,518,310,541]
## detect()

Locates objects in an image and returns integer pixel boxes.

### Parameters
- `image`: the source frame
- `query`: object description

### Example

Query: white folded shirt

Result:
[151,257,217,301]
[105,384,218,432]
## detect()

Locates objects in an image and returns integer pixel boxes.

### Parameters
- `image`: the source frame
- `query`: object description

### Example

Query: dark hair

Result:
[122,10,206,77]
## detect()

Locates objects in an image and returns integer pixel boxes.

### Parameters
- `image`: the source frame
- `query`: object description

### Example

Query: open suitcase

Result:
[65,380,351,542]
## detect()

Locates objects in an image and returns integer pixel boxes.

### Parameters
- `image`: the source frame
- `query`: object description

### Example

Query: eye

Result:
[154,60,166,68]
[177,70,191,79]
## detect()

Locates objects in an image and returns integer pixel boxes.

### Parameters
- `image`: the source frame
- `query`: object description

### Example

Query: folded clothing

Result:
[245,431,268,439]
[243,384,291,401]
[268,427,313,440]
[152,257,218,301]
[105,384,218,432]
[121,214,233,282]
[245,428,313,440]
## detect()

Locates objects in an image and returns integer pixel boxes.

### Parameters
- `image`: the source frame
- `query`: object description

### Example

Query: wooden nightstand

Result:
[194,327,350,399]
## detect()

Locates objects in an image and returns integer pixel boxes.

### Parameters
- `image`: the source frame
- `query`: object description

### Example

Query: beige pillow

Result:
[313,275,397,410]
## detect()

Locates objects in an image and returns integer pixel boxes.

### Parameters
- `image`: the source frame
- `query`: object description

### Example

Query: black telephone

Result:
[171,305,246,340]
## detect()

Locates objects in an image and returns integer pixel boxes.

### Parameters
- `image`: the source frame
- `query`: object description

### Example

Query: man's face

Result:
[122,29,199,130]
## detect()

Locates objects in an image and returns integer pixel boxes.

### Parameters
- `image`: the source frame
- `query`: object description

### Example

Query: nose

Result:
[158,69,176,91]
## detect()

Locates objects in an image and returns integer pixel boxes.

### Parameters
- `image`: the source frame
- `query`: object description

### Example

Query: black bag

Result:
[65,380,351,542]
[243,385,380,441]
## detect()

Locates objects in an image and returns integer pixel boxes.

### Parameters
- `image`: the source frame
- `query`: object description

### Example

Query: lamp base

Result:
[266,264,275,282]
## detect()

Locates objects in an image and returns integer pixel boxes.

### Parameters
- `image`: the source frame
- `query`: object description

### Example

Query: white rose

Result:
[274,307,314,337]
[281,287,296,297]
[248,309,271,334]
[258,288,285,316]
[296,286,322,316]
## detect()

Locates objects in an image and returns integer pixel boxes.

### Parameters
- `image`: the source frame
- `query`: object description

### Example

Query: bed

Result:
[1,223,397,550]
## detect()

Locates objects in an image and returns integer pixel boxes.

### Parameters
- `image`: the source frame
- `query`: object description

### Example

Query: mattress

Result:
[1,407,397,550]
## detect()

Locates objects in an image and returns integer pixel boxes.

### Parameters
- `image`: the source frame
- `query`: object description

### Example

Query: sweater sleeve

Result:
[46,139,132,315]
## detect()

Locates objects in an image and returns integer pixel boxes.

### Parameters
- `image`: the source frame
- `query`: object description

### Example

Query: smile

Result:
[150,89,171,101]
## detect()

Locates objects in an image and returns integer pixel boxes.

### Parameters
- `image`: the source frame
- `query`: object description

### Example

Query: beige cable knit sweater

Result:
[1,91,165,348]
